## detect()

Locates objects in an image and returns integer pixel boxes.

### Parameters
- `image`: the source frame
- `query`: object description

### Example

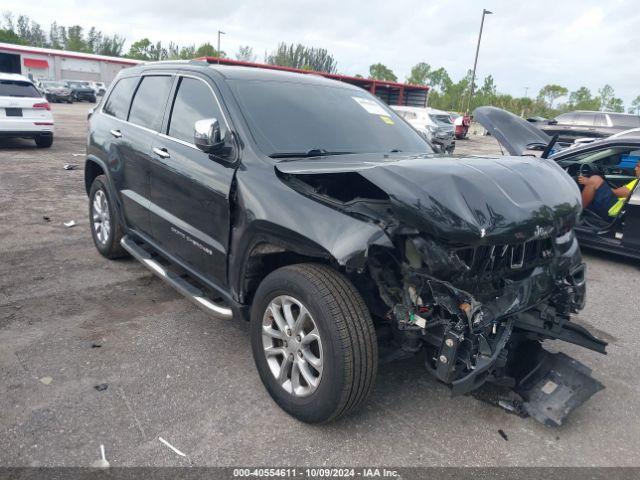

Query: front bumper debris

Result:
[515,351,604,426]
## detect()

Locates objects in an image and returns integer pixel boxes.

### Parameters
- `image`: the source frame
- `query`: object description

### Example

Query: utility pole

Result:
[524,86,529,98]
[465,9,493,114]
[217,30,225,63]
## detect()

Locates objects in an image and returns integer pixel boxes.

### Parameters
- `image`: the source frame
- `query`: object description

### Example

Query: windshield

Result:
[68,82,85,88]
[43,81,64,88]
[0,80,40,97]
[228,79,431,157]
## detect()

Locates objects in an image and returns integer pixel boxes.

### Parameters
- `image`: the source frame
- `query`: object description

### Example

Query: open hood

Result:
[276,153,581,244]
[474,106,551,156]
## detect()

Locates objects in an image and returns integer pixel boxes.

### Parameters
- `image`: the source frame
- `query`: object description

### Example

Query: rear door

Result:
[148,73,236,287]
[119,73,174,237]
[0,78,50,131]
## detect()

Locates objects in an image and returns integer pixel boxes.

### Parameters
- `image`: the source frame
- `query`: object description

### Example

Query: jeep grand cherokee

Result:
[85,61,606,425]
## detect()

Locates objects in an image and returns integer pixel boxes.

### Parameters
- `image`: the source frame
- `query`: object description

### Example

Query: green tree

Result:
[537,84,568,108]
[598,84,624,112]
[126,38,166,61]
[369,63,397,82]
[65,25,88,52]
[97,35,125,56]
[608,97,624,113]
[406,62,431,85]
[236,45,256,62]
[428,67,452,92]
[267,43,337,73]
[0,28,25,44]
[568,86,600,110]
[195,42,224,58]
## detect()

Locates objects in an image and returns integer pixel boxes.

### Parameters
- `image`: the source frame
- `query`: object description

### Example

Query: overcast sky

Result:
[4,0,639,107]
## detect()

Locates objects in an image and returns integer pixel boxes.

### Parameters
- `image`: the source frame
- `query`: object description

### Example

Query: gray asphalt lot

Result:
[1,103,639,467]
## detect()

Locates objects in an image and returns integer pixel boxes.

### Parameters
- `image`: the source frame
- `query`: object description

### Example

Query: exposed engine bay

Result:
[276,153,608,426]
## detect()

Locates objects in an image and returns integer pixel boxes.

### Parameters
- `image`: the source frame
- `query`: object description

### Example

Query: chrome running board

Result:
[120,236,233,318]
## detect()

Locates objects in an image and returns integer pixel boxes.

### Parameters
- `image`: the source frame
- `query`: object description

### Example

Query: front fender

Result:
[228,164,394,303]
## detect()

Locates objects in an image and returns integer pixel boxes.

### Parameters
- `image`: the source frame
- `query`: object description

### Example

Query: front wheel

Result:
[250,263,378,423]
[89,175,127,259]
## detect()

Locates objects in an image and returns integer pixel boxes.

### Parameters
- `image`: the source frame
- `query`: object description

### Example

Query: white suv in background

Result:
[0,73,54,148]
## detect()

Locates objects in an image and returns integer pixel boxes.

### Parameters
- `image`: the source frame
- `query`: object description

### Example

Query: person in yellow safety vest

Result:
[578,160,640,220]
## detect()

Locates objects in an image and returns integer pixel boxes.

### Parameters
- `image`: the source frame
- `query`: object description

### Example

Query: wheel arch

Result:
[230,225,337,307]
[84,155,127,230]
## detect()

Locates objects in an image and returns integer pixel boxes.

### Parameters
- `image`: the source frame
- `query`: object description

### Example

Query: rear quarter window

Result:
[609,114,640,128]
[103,77,139,120]
[0,80,41,97]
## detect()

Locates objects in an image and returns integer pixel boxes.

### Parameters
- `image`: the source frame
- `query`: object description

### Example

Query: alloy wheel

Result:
[262,295,323,397]
[92,189,111,245]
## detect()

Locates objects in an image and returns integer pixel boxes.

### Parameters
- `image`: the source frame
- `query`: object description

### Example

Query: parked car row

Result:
[37,79,101,103]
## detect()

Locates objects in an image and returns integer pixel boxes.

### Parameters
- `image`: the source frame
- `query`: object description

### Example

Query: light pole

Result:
[465,8,493,114]
[217,30,226,63]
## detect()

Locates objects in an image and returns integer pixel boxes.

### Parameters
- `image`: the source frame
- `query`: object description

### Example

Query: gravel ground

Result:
[1,103,639,467]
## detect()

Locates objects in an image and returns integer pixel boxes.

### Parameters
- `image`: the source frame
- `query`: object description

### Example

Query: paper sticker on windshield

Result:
[353,97,389,116]
[379,115,394,125]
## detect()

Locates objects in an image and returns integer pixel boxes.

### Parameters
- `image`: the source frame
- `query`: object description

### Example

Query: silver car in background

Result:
[392,105,455,153]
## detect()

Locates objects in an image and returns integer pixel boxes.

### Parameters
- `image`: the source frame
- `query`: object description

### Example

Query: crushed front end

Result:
[368,225,606,426]
[276,154,608,426]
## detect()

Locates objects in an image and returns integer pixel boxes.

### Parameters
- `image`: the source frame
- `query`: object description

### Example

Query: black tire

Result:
[35,135,53,148]
[250,263,377,423]
[89,175,127,259]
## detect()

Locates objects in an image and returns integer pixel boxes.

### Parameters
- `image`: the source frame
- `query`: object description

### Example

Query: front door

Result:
[148,74,236,288]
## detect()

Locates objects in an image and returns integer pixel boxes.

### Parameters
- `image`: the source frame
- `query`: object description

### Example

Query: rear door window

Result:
[168,77,224,144]
[128,75,173,131]
[0,80,41,97]
[103,77,139,120]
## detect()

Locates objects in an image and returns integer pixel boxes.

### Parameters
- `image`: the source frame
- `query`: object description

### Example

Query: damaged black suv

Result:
[85,61,606,425]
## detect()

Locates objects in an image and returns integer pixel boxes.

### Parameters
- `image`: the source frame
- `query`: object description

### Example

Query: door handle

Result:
[110,129,122,138]
[153,147,170,159]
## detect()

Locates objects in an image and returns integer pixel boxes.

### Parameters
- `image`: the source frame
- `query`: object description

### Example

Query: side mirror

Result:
[194,118,225,153]
[548,119,558,125]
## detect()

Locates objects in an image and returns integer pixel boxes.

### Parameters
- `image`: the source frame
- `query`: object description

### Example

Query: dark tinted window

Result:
[103,77,139,120]
[228,79,429,156]
[168,77,222,143]
[128,76,173,131]
[574,112,596,126]
[0,80,40,97]
[609,114,640,128]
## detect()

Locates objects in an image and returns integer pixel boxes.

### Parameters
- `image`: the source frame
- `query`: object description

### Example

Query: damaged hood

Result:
[474,106,552,156]
[276,153,581,243]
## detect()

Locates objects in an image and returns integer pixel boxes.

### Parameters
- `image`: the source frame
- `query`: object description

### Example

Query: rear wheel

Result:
[35,135,53,148]
[89,175,127,259]
[250,263,377,423]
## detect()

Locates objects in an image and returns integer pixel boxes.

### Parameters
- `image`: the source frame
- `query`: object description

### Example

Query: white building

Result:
[0,42,141,86]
